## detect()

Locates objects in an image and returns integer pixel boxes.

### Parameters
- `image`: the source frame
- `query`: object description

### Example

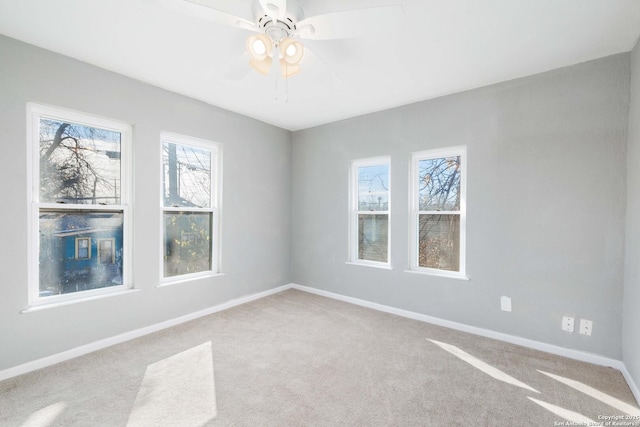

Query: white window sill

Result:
[404,269,469,281]
[22,288,141,314]
[158,272,226,288]
[345,262,393,271]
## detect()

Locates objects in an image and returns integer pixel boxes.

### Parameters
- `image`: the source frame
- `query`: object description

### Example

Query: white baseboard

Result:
[290,284,625,370]
[0,284,292,382]
[621,365,640,407]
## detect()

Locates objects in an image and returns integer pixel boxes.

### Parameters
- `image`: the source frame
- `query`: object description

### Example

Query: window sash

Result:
[415,212,461,272]
[34,206,129,303]
[162,210,216,279]
[31,106,131,206]
[162,140,214,209]
[354,212,389,264]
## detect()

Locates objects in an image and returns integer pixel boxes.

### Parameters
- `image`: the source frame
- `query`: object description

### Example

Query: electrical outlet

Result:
[562,316,575,333]
[579,319,593,336]
[500,296,512,312]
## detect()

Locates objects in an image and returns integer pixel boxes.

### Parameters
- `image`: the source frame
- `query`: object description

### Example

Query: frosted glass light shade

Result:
[279,37,304,78]
[279,38,304,65]
[246,34,272,60]
[250,56,273,75]
[246,34,274,75]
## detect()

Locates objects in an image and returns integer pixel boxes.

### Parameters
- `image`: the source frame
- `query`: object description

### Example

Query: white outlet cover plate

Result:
[562,316,575,332]
[501,296,512,312]
[579,319,593,336]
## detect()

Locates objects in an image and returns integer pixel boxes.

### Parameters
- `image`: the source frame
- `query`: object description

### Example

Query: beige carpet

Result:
[1,289,638,426]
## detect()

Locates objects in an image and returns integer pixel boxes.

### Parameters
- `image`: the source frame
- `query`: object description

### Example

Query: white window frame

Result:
[159,132,222,285]
[409,146,467,279]
[347,156,391,269]
[27,103,133,308]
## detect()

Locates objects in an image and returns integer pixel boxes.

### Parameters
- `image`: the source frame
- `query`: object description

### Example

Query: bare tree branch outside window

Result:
[418,156,461,271]
[39,119,121,204]
[37,118,124,297]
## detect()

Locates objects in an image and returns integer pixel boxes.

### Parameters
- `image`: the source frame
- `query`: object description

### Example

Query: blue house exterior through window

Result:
[39,212,124,296]
[29,103,131,305]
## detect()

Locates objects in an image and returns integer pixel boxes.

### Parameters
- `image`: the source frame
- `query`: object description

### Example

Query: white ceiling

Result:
[1,0,640,131]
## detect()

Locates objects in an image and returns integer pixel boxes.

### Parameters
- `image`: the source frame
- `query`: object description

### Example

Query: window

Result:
[410,146,466,278]
[349,157,390,267]
[98,239,115,264]
[75,238,91,260]
[28,104,131,305]
[161,133,221,282]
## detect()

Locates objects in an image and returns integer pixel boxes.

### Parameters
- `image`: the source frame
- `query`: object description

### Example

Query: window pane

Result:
[39,119,121,204]
[418,214,460,271]
[358,214,388,263]
[358,164,389,211]
[164,212,212,277]
[163,143,211,208]
[39,211,123,297]
[418,156,460,211]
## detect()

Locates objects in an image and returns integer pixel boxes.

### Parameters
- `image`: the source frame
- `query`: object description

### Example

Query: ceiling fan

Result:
[176,0,404,79]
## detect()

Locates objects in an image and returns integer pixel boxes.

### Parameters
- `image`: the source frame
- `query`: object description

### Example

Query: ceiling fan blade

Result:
[301,45,342,89]
[295,5,404,40]
[175,0,258,31]
[258,0,288,21]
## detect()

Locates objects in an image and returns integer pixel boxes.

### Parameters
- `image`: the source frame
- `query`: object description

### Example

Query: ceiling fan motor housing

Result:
[252,1,304,44]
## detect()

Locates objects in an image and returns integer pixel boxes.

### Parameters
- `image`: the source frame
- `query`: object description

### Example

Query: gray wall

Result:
[623,38,640,390]
[292,54,630,359]
[0,35,292,370]
[0,30,635,374]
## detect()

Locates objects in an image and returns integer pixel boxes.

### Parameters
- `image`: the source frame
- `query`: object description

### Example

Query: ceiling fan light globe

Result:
[280,38,304,66]
[253,39,266,55]
[246,34,272,61]
[285,44,297,57]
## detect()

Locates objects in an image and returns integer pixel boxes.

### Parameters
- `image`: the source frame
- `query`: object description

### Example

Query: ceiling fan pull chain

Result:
[285,64,289,103]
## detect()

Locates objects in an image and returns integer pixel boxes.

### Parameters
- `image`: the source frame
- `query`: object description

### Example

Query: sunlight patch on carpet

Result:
[527,397,595,423]
[428,339,540,393]
[538,370,640,416]
[20,402,67,427]
[127,342,217,427]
